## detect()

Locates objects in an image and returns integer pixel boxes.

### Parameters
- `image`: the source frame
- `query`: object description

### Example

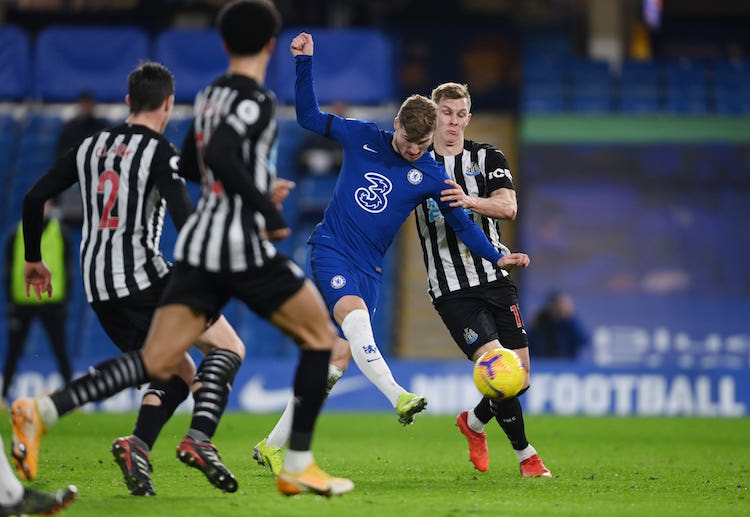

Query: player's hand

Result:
[24,261,53,300]
[290,32,314,57]
[441,179,475,209]
[266,227,291,241]
[496,253,530,270]
[271,178,296,210]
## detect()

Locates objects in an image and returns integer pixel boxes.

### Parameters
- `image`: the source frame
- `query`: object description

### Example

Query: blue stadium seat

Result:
[155,29,228,104]
[521,84,566,113]
[712,59,750,114]
[4,114,63,223]
[34,26,150,102]
[569,60,613,113]
[664,59,708,114]
[267,29,395,105]
[618,60,663,113]
[0,26,31,100]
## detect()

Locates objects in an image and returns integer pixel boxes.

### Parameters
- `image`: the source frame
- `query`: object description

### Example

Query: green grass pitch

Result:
[2,412,748,516]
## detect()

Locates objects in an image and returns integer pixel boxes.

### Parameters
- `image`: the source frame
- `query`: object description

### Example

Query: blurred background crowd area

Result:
[0,0,748,369]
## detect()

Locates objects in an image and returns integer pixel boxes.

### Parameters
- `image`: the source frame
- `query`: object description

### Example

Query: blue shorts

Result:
[307,243,380,332]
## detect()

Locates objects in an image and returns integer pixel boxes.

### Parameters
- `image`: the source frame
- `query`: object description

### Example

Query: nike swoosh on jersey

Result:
[363,144,378,153]
[238,375,371,411]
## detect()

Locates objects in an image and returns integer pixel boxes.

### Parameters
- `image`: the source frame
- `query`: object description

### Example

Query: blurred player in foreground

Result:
[12,61,246,495]
[12,0,352,498]
[252,32,531,475]
[416,82,550,478]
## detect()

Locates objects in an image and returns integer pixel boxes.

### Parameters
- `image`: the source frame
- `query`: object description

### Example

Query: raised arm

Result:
[291,32,332,135]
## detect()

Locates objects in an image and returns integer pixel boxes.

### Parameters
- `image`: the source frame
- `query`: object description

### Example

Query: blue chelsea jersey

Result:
[295,55,502,277]
[310,118,453,274]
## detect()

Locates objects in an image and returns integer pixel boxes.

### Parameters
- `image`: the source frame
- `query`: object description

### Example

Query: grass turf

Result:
[2,412,748,516]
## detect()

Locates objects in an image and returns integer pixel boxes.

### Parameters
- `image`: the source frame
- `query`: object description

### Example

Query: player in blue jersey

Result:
[252,32,531,474]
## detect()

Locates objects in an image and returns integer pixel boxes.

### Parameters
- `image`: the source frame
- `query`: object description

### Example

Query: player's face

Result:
[392,125,433,162]
[435,97,471,145]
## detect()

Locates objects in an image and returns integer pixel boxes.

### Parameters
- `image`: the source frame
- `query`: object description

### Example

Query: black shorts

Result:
[90,274,170,353]
[160,254,306,320]
[434,280,528,360]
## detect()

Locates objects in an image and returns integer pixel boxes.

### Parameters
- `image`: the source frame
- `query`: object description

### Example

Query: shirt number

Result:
[97,170,120,229]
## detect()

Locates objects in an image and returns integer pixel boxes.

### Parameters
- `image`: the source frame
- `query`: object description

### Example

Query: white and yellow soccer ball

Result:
[473,348,526,400]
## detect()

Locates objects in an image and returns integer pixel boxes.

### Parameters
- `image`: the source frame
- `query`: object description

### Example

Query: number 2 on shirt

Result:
[97,170,120,229]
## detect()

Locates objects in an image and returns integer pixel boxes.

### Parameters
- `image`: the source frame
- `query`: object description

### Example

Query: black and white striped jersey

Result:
[23,123,192,303]
[174,74,283,273]
[415,139,514,302]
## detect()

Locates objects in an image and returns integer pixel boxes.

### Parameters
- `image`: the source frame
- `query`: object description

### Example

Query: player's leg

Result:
[435,293,495,471]
[488,288,551,478]
[0,434,77,515]
[255,337,347,475]
[334,295,426,424]
[2,305,33,403]
[10,296,203,481]
[10,348,151,480]
[311,244,426,424]
[87,285,194,495]
[176,315,244,493]
[267,279,353,495]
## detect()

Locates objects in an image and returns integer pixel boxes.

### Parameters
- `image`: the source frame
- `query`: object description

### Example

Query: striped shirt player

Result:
[23,123,192,304]
[174,74,286,273]
[415,140,514,302]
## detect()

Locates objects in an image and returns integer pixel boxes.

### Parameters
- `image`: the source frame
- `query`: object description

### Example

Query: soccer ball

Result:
[473,348,526,400]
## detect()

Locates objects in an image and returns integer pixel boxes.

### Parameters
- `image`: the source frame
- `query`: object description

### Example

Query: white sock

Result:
[515,444,537,462]
[283,450,314,474]
[266,364,343,449]
[0,435,24,505]
[341,309,405,407]
[36,396,59,428]
[266,396,295,448]
[467,409,485,433]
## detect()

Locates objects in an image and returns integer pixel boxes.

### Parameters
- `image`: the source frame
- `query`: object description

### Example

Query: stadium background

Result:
[0,0,748,417]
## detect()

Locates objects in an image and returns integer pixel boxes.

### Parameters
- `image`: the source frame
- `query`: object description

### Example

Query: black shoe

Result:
[0,485,77,516]
[111,436,155,496]
[176,436,238,493]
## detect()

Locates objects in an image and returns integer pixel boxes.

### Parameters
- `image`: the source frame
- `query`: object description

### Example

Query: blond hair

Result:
[396,94,437,142]
[431,82,471,111]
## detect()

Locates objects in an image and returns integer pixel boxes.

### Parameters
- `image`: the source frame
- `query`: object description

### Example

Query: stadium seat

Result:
[34,26,150,102]
[267,28,395,105]
[665,59,708,114]
[0,26,31,101]
[618,60,663,113]
[521,84,566,113]
[712,59,750,114]
[569,60,614,113]
[155,28,228,104]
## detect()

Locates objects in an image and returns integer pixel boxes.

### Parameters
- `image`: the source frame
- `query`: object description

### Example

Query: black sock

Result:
[50,351,148,417]
[289,349,330,451]
[133,375,190,449]
[473,397,494,424]
[189,349,242,439]
[490,396,529,451]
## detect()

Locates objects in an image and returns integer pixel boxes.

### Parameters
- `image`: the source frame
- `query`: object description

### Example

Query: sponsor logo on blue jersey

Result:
[355,172,392,213]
